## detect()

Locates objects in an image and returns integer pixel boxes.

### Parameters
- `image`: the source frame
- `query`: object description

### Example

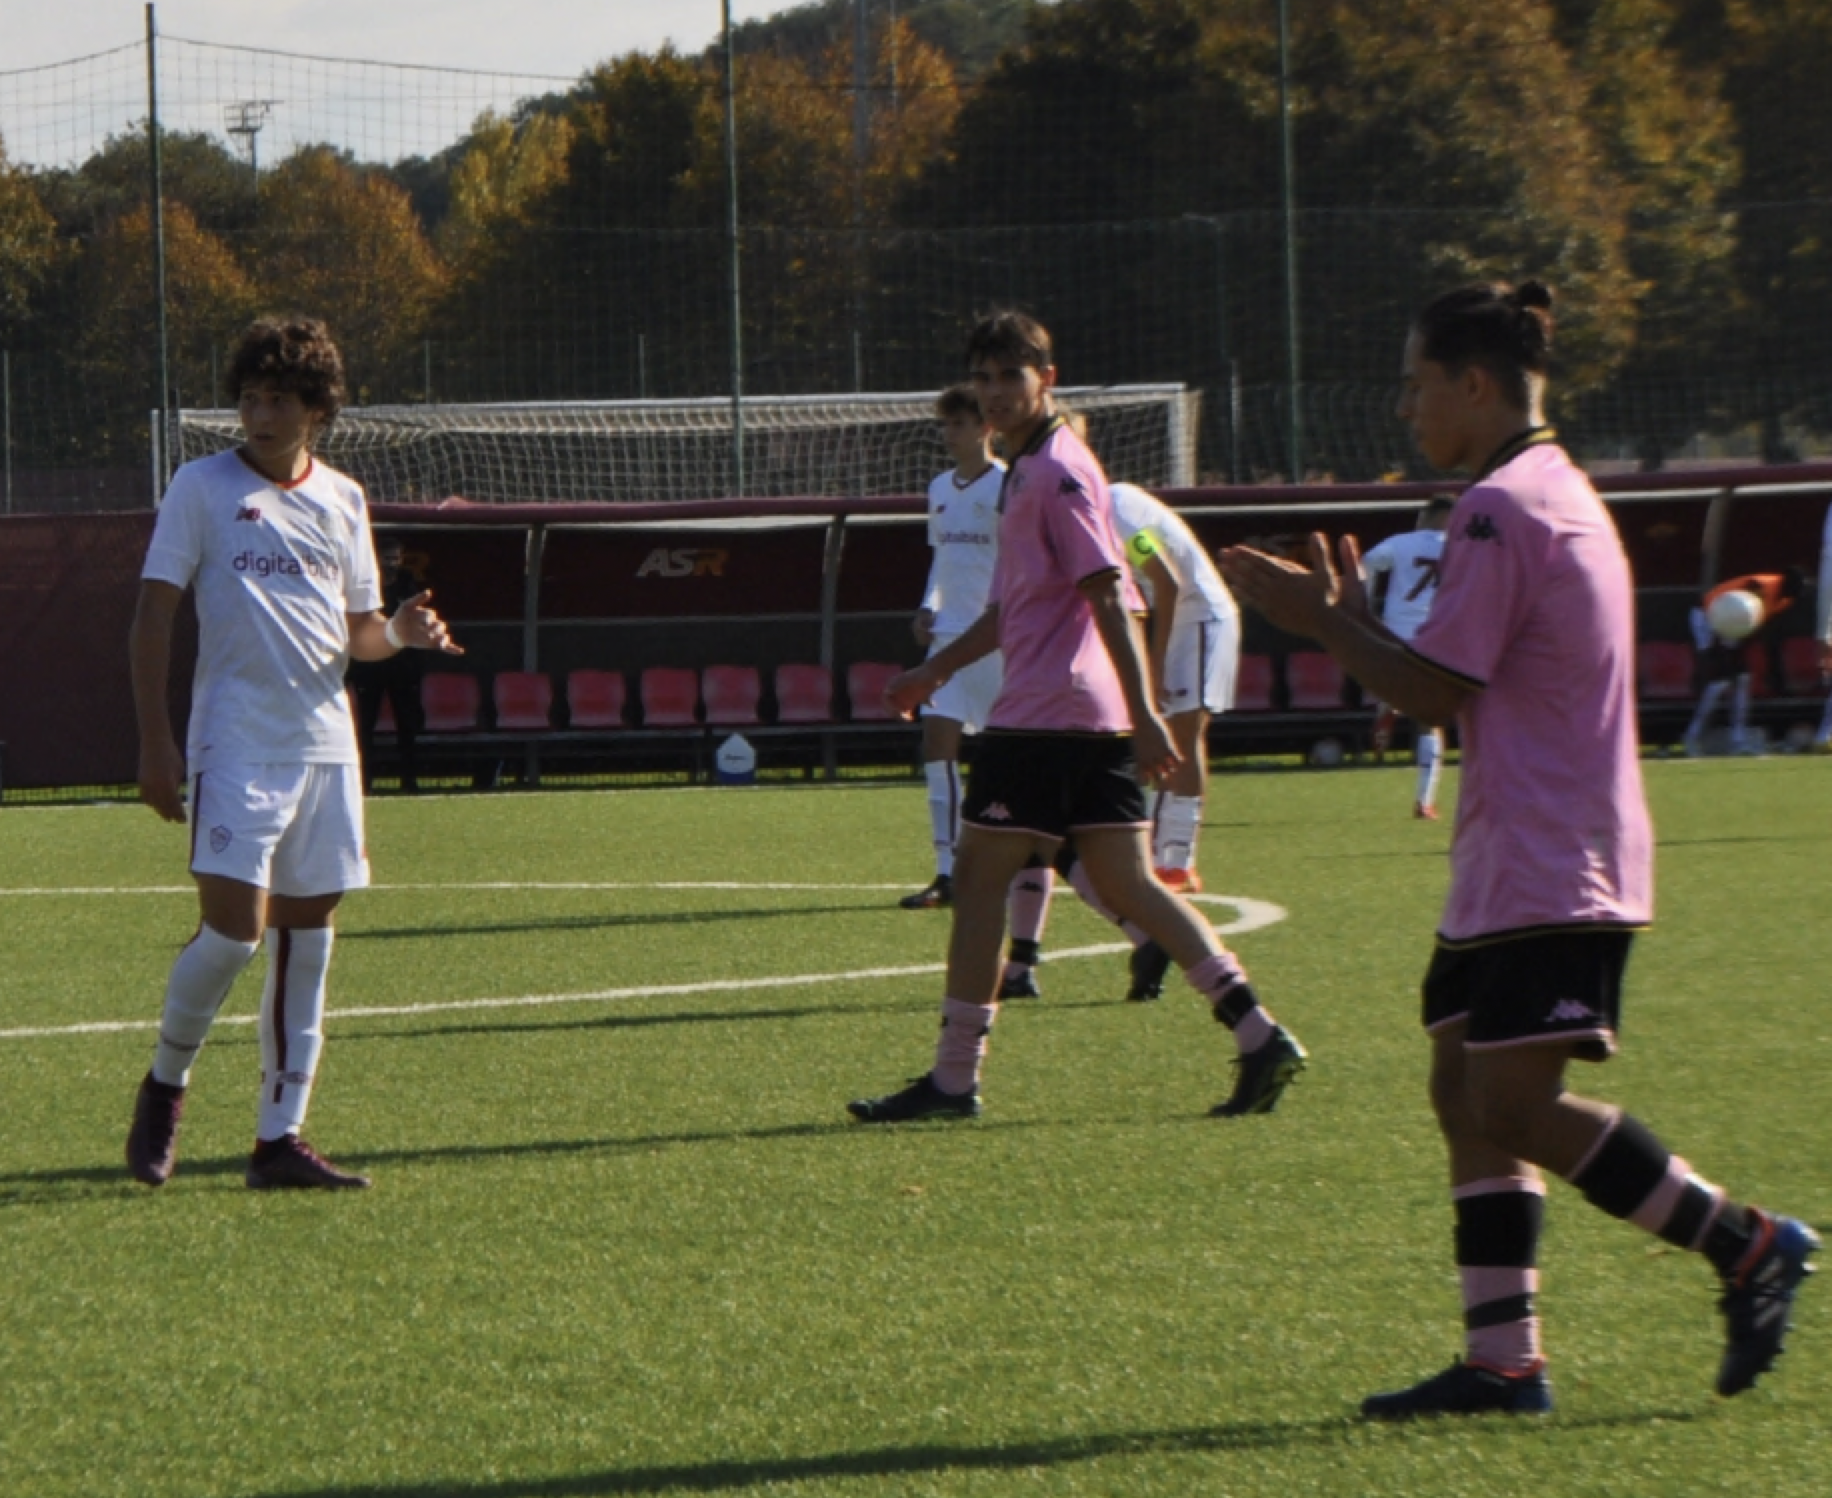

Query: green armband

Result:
[1127,529,1159,566]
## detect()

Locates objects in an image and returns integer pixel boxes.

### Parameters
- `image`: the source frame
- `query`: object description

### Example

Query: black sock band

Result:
[1455,1188,1544,1268]
[1569,1114,1671,1220]
[1007,939,1041,968]
[1211,982,1259,1028]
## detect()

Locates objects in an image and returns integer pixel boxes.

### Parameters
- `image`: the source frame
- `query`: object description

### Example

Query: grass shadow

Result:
[231,1407,1704,1498]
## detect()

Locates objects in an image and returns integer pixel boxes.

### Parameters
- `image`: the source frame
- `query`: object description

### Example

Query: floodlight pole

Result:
[147,3,172,497]
[721,0,746,496]
[1277,0,1304,482]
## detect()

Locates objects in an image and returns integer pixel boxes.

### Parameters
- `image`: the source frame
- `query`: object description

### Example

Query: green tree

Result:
[69,200,257,462]
[0,135,62,334]
[247,147,448,402]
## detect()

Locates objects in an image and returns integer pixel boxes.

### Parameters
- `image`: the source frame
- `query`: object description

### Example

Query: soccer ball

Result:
[1308,736,1345,768]
[1705,589,1763,642]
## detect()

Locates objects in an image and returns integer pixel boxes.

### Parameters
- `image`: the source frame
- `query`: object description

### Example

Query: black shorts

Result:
[1421,926,1637,1062]
[960,730,1147,841]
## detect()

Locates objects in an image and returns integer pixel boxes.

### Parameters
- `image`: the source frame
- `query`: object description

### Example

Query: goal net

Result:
[172,385,1199,504]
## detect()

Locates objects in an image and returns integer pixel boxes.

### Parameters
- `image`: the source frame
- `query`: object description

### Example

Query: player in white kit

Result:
[1360,497,1453,818]
[125,316,461,1191]
[900,385,1006,910]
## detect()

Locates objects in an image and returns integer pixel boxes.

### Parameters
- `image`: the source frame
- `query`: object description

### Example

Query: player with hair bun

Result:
[1223,279,1816,1418]
[125,315,462,1192]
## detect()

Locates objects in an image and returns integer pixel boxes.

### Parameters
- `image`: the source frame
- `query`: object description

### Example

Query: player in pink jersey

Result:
[847,311,1306,1124]
[125,316,461,1192]
[1222,280,1815,1417]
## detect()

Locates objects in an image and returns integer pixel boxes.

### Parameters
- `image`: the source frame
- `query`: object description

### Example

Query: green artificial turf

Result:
[1,758,1825,1497]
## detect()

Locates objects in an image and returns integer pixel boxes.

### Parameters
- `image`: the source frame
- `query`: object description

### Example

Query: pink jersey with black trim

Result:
[1408,440,1653,940]
[986,420,1143,733]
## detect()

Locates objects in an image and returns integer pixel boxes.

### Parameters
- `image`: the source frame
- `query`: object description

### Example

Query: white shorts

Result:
[189,763,370,897]
[924,637,1003,734]
[1159,614,1238,716]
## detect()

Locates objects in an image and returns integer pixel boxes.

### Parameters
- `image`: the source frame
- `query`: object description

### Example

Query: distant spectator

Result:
[347,533,426,792]
[1683,570,1802,757]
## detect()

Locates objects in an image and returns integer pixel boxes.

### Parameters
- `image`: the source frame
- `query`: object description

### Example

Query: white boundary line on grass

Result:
[0,885,1287,1041]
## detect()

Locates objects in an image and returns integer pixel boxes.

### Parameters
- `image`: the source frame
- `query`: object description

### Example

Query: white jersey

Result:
[1109,483,1237,625]
[142,448,382,769]
[1362,527,1447,643]
[920,462,1005,636]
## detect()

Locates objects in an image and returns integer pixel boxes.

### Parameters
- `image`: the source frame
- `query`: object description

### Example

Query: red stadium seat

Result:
[845,661,903,722]
[1781,636,1824,696]
[376,695,397,733]
[1285,651,1345,710]
[702,664,763,726]
[774,663,834,723]
[640,666,701,727]
[566,669,628,729]
[420,672,481,732]
[493,672,553,731]
[1233,652,1275,711]
[1638,641,1695,701]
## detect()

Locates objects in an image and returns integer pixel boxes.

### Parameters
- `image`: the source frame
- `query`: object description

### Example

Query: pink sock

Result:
[932,997,997,1094]
[1007,866,1054,946]
[1184,951,1275,1052]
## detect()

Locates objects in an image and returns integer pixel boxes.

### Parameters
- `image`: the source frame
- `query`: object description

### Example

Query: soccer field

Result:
[1,760,1826,1498]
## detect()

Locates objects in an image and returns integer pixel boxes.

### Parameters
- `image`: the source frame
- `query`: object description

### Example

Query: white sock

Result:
[1686,680,1728,741]
[924,760,960,878]
[1415,730,1442,809]
[1153,793,1203,871]
[151,925,260,1087]
[257,926,334,1141]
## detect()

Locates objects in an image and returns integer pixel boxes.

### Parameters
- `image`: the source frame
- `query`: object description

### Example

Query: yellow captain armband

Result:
[1127,528,1160,567]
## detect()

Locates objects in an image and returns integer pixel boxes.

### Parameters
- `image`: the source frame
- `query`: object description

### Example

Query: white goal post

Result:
[171,386,1200,504]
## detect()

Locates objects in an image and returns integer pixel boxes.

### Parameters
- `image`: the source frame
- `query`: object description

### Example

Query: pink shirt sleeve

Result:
[1407,487,1528,688]
[1037,454,1125,586]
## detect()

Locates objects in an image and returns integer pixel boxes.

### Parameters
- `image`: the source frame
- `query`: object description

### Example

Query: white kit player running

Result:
[125,316,461,1192]
[900,384,1006,910]
[1360,496,1453,818]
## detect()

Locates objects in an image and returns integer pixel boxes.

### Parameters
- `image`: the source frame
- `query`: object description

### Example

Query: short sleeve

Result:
[341,492,384,614]
[1406,490,1526,689]
[141,468,206,589]
[1361,536,1396,575]
[1040,458,1125,585]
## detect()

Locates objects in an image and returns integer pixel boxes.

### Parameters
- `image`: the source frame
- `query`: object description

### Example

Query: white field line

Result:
[0,888,1286,1042]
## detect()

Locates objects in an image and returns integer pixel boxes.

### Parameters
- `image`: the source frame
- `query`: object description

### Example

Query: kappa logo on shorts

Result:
[209,826,233,854]
[1463,513,1501,544]
[979,801,1014,822]
[1058,475,1084,496]
[1547,998,1598,1024]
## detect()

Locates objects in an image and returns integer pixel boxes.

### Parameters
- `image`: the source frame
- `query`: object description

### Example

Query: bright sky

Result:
[8,1,789,78]
[1,1,798,166]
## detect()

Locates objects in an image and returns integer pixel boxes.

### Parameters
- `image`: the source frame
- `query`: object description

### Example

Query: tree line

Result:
[1,0,1828,482]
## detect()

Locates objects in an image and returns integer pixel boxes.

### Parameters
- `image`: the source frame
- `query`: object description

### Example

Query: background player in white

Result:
[125,315,460,1191]
[900,384,1006,909]
[1360,496,1453,818]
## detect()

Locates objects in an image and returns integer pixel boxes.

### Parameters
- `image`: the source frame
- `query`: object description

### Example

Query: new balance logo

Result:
[979,801,1014,822]
[1547,998,1598,1024]
[1463,514,1501,544]
[234,505,262,521]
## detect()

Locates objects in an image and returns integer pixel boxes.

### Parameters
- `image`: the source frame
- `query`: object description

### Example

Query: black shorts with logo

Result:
[960,730,1147,841]
[1421,926,1638,1062]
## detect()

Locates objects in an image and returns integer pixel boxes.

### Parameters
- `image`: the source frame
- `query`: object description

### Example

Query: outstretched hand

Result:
[392,590,464,655]
[1217,532,1344,640]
